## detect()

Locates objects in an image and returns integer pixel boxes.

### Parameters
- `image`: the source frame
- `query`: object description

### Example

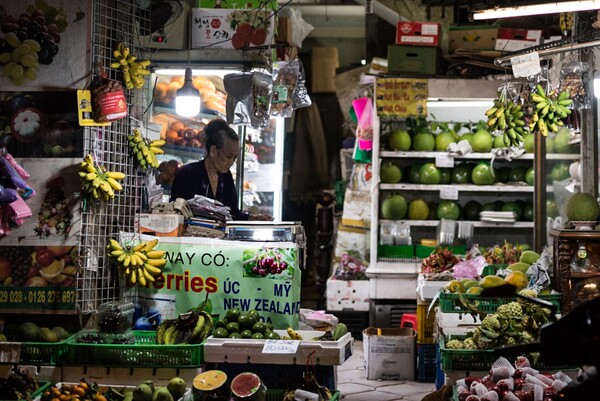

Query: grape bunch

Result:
[0,5,67,84]
[1,246,31,286]
[252,249,288,277]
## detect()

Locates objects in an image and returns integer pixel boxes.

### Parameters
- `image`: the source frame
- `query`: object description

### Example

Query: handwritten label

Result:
[375,78,428,117]
[435,154,454,168]
[440,187,458,200]
[262,339,300,354]
[511,52,541,78]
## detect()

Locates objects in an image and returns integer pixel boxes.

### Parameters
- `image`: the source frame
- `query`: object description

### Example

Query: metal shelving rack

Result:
[76,0,150,314]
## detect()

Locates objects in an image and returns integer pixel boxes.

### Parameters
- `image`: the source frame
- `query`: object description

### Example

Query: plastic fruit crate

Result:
[417,302,436,343]
[417,342,437,383]
[440,335,574,371]
[0,381,52,401]
[439,292,561,314]
[64,330,202,368]
[0,339,69,366]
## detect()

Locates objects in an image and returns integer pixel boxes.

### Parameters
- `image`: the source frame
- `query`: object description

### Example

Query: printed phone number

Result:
[0,290,76,304]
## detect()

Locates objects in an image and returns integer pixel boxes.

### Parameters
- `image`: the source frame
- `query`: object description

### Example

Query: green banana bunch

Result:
[111,42,151,90]
[78,154,126,202]
[106,238,167,286]
[560,12,574,35]
[529,84,572,137]
[156,309,213,345]
[484,96,526,147]
[128,128,165,169]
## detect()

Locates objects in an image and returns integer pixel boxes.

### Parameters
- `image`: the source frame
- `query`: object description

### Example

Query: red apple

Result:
[35,247,56,267]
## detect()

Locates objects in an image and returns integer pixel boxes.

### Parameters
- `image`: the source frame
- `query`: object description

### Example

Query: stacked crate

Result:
[416,302,437,382]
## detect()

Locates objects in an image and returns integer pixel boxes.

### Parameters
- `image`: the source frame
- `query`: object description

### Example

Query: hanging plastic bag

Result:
[277,8,314,48]
[270,60,299,118]
[292,59,311,110]
[559,61,591,110]
[353,97,373,151]
[224,72,253,125]
[251,72,272,128]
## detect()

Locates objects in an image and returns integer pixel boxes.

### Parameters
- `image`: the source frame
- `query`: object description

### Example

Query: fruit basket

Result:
[439,335,574,371]
[439,292,561,314]
[0,336,71,366]
[203,330,352,365]
[64,330,203,368]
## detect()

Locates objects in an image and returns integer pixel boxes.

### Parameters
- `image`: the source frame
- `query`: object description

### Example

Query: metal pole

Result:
[534,129,547,253]
[495,39,600,67]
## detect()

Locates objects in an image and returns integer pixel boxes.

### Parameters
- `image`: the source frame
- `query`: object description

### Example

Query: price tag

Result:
[440,187,458,200]
[262,339,300,354]
[435,154,454,168]
[511,52,541,78]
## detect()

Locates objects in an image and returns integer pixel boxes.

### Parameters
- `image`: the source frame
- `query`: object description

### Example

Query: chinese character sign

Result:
[192,8,274,49]
[375,78,429,118]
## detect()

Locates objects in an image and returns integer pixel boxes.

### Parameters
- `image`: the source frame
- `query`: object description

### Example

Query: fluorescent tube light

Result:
[472,0,600,20]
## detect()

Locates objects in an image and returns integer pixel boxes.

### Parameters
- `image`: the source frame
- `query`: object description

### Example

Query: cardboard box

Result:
[448,25,499,51]
[387,45,440,75]
[137,213,184,237]
[363,327,416,380]
[326,277,370,311]
[311,47,339,93]
[495,28,542,52]
[396,21,440,46]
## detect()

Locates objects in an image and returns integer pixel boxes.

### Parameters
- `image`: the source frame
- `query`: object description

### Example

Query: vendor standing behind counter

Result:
[170,118,272,221]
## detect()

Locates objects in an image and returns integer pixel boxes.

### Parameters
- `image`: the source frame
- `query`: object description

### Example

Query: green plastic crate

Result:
[266,389,339,401]
[65,330,203,368]
[440,335,574,371]
[415,245,466,259]
[0,332,71,366]
[378,245,414,258]
[439,292,561,314]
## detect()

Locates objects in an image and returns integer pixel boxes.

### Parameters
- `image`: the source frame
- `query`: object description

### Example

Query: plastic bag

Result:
[559,62,591,109]
[270,60,299,118]
[251,72,272,128]
[224,72,253,125]
[277,8,314,48]
[292,59,311,110]
[353,98,373,151]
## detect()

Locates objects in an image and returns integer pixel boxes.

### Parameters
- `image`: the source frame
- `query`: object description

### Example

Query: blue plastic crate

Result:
[435,344,444,390]
[417,342,437,383]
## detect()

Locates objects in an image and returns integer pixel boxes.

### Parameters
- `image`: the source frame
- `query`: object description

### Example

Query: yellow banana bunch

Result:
[484,94,526,147]
[107,237,167,286]
[78,154,126,202]
[560,12,574,35]
[127,128,165,169]
[529,84,572,137]
[111,42,151,90]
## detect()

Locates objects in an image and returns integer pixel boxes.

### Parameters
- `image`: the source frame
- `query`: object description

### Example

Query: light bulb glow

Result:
[175,96,201,117]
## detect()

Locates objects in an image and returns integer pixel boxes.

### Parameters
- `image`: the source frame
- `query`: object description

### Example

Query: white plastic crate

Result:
[203,330,353,365]
[326,278,369,311]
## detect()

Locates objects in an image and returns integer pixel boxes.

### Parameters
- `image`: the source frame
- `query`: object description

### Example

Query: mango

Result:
[333,323,348,341]
[466,286,483,295]
[507,262,531,274]
[479,275,506,289]
[444,280,465,293]
[520,250,541,265]
[462,280,479,291]
[505,271,528,291]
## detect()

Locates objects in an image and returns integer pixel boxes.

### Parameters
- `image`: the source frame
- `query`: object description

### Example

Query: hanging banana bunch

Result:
[484,92,527,147]
[128,127,165,170]
[559,12,574,36]
[78,154,126,202]
[107,238,167,286]
[529,84,572,137]
[111,42,151,90]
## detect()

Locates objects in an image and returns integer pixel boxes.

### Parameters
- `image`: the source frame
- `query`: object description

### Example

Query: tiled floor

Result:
[336,341,436,400]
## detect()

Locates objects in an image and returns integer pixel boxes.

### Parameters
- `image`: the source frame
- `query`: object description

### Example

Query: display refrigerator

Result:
[148,68,284,221]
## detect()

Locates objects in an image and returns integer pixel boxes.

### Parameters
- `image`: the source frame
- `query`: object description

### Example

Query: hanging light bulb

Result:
[175,67,201,117]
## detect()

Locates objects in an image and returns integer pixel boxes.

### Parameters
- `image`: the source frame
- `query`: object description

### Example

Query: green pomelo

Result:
[437,200,461,220]
[389,129,411,151]
[546,135,555,153]
[471,129,493,153]
[525,167,534,186]
[419,163,441,184]
[409,163,423,184]
[471,162,495,185]
[380,162,402,183]
[565,192,600,222]
[501,201,523,221]
[439,168,452,184]
[555,127,579,154]
[381,194,408,220]
[463,200,482,221]
[507,166,526,183]
[551,162,570,182]
[460,133,474,145]
[493,135,506,148]
[452,163,472,184]
[546,199,559,218]
[435,131,457,151]
[523,203,534,221]
[413,132,435,151]
[408,198,430,220]
[523,134,535,153]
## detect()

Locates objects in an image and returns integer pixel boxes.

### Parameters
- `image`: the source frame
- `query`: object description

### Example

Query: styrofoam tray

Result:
[202,330,353,365]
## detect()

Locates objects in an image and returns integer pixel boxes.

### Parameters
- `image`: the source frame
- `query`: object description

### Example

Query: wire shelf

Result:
[76,0,151,314]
